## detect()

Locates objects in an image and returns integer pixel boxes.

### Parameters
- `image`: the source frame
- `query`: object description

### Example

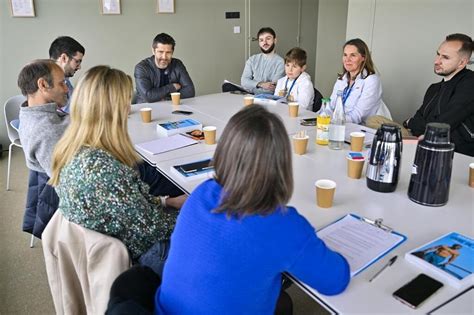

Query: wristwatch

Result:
[159,195,169,207]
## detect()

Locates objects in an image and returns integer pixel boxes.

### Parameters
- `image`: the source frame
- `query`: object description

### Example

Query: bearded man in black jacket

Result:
[367,33,474,156]
[134,33,195,104]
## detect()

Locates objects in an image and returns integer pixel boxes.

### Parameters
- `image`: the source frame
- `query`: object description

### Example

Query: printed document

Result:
[318,214,405,277]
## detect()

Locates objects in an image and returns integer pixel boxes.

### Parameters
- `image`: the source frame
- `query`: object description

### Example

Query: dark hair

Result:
[451,244,462,249]
[285,47,307,67]
[445,33,473,59]
[213,105,293,217]
[152,33,176,50]
[17,59,58,96]
[49,36,85,59]
[257,27,276,39]
[339,38,376,80]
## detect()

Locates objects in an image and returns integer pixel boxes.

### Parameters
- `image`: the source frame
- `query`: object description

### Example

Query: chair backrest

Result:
[42,211,131,315]
[311,87,324,112]
[4,95,26,142]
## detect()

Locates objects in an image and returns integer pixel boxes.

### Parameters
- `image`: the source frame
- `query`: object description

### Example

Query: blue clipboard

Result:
[318,213,407,277]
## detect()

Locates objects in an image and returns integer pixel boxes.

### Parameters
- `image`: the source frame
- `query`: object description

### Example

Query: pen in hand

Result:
[369,255,398,282]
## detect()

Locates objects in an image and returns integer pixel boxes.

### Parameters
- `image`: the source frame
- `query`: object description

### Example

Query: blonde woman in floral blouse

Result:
[49,65,186,274]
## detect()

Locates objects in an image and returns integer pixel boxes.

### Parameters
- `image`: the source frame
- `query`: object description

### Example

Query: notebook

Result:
[135,134,198,155]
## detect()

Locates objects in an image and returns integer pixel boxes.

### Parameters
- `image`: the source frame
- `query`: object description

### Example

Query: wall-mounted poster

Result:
[10,0,35,17]
[157,0,174,13]
[101,0,121,15]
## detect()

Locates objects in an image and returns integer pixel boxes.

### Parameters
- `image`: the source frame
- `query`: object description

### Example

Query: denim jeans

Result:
[138,240,170,277]
[137,162,183,197]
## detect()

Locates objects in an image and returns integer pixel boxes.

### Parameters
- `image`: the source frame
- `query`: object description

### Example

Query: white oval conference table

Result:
[129,93,473,314]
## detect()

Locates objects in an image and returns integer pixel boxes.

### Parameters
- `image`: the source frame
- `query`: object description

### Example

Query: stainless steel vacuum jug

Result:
[366,124,403,193]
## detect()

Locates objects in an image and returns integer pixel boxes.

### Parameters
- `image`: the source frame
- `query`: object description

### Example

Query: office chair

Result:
[3,95,26,190]
[311,87,324,112]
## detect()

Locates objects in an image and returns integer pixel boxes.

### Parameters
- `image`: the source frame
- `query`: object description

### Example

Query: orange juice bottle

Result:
[316,98,331,145]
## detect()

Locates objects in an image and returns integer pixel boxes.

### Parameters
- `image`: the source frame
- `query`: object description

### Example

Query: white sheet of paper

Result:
[318,215,404,277]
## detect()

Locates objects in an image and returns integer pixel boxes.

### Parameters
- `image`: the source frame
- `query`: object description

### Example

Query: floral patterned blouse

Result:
[57,146,177,259]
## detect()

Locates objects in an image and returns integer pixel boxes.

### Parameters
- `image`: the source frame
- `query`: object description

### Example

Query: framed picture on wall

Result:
[9,0,35,17]
[157,0,174,13]
[100,0,121,15]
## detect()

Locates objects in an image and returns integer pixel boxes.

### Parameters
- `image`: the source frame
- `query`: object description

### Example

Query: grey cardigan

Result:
[134,56,195,104]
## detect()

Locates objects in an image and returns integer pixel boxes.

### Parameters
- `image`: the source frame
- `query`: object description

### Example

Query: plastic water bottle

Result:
[328,91,346,150]
[316,98,331,145]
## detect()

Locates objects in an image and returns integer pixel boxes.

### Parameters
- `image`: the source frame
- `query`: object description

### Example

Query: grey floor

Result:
[0,149,328,315]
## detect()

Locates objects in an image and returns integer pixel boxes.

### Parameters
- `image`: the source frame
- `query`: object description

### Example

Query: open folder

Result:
[317,214,406,277]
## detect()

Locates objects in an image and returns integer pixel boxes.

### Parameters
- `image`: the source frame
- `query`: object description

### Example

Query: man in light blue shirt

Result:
[241,27,285,95]
[49,36,85,113]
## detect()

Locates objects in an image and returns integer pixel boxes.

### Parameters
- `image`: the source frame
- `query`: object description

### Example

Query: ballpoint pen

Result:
[369,255,398,282]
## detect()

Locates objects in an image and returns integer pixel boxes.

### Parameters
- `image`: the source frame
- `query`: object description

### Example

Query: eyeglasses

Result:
[70,56,82,65]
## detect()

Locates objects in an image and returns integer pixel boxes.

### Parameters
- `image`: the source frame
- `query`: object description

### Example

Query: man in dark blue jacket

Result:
[134,33,195,104]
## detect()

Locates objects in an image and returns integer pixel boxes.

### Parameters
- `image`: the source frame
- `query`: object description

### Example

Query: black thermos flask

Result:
[408,123,455,206]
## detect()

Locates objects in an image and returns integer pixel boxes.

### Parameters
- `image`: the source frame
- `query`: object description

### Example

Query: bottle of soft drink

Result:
[316,98,331,145]
[328,91,346,150]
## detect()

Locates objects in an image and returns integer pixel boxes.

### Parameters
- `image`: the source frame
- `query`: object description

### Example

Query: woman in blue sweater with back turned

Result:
[155,105,350,314]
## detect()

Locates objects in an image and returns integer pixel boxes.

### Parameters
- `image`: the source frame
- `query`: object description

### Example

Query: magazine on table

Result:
[405,232,474,289]
[156,118,202,136]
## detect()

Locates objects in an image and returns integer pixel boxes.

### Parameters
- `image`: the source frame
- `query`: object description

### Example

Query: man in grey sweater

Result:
[241,27,285,95]
[17,59,69,177]
[17,59,185,200]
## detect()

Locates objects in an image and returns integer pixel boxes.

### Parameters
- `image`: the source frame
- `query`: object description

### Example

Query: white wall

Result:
[0,0,317,148]
[346,0,473,123]
[314,0,349,98]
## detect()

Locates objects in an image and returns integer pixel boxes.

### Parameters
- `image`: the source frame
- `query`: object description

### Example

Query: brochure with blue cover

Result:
[157,119,202,136]
[406,232,473,288]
